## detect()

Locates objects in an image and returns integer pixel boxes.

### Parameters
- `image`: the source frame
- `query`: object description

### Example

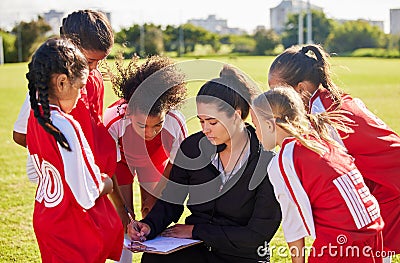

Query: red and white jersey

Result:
[309,87,400,200]
[309,87,400,252]
[268,137,383,244]
[104,99,187,183]
[26,106,123,262]
[79,68,105,121]
[17,74,116,179]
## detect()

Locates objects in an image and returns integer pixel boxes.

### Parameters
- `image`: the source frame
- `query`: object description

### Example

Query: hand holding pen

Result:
[123,204,150,242]
[128,220,150,242]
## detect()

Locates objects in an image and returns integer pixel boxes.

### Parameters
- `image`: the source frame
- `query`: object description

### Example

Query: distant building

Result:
[43,9,112,36]
[335,18,384,32]
[255,25,267,32]
[270,0,322,34]
[270,1,387,35]
[390,9,400,35]
[187,15,246,35]
[365,20,384,32]
[43,10,65,35]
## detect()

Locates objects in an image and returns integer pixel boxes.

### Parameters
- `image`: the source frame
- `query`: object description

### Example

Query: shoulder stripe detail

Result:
[333,169,380,229]
[105,114,123,130]
[53,107,100,191]
[168,111,187,138]
[278,144,312,236]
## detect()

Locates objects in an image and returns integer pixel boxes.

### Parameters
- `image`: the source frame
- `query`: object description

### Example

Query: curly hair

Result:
[108,54,187,116]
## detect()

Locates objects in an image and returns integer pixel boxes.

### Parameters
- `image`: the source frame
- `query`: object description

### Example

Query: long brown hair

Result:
[252,87,352,155]
[269,44,343,107]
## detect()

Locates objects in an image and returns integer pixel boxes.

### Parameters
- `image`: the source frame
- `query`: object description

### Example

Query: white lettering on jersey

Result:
[31,154,64,208]
[333,169,380,229]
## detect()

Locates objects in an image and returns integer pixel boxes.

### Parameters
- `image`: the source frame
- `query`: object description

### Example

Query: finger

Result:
[161,232,169,237]
[127,244,146,252]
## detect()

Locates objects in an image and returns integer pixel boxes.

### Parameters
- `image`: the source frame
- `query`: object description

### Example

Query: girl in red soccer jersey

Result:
[104,55,187,262]
[25,38,123,263]
[251,87,384,263]
[268,44,400,258]
[104,55,188,218]
[13,9,114,146]
[13,9,130,237]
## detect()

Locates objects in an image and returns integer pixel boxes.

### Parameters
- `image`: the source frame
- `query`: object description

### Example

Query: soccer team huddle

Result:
[12,9,400,263]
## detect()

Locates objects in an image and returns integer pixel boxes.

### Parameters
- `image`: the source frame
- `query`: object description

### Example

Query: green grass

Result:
[1,57,399,262]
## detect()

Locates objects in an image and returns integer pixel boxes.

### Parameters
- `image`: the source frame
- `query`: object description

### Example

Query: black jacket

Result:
[142,124,281,262]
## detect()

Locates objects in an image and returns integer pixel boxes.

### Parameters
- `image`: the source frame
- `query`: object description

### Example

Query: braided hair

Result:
[269,44,343,107]
[26,37,88,151]
[60,9,114,53]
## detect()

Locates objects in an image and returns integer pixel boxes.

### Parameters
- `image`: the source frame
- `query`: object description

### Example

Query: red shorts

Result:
[378,197,400,253]
[308,232,383,263]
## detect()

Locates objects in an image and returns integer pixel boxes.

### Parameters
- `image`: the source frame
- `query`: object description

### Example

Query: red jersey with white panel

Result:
[26,106,123,262]
[104,98,188,184]
[78,68,105,120]
[309,87,400,252]
[268,138,383,262]
[15,69,116,178]
[69,68,116,177]
[309,87,400,199]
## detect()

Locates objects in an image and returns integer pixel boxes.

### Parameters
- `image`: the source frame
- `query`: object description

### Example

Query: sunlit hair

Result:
[252,87,352,155]
[269,44,343,108]
[196,64,260,120]
[107,54,187,116]
[60,9,114,53]
[26,37,88,151]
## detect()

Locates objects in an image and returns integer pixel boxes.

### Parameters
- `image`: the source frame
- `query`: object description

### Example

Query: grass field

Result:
[0,56,399,262]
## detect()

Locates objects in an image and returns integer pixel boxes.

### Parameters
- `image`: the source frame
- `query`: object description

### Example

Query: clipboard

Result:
[124,236,203,254]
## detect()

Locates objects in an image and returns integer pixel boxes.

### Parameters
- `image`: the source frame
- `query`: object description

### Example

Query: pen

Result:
[123,204,134,222]
[124,204,145,241]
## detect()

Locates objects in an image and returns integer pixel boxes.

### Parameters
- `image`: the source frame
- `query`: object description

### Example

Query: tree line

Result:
[1,10,399,63]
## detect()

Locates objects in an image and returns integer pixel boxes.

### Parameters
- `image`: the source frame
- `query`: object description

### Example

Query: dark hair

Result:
[269,44,342,105]
[26,37,88,151]
[60,9,114,53]
[109,55,187,116]
[196,64,259,120]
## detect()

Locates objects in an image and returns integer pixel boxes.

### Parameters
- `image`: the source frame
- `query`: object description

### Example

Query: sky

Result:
[0,0,399,33]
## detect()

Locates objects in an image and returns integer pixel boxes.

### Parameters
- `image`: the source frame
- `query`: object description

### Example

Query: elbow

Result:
[13,131,27,148]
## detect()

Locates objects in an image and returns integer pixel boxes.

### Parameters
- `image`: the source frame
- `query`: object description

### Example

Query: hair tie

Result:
[301,46,308,55]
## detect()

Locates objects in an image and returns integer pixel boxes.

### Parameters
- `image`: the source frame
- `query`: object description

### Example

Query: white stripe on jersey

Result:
[310,96,327,115]
[13,93,30,134]
[52,109,102,210]
[268,140,316,242]
[104,102,187,163]
[310,96,345,147]
[333,169,380,229]
[27,150,39,183]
